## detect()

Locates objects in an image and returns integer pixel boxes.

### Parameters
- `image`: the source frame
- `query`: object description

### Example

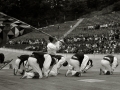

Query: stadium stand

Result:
[4,11,120,54]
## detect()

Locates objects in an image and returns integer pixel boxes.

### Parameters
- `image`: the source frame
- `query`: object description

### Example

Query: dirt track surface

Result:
[0,48,120,90]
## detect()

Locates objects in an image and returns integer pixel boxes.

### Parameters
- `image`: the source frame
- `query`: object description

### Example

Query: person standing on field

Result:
[46,36,66,76]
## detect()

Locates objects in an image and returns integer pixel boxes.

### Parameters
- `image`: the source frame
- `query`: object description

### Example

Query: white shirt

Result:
[80,55,89,71]
[47,41,61,55]
[112,57,119,71]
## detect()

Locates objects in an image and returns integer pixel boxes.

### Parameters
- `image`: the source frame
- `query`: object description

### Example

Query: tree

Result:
[113,1,120,11]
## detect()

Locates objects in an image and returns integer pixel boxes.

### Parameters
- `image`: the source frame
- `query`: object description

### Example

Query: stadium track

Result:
[0,48,120,90]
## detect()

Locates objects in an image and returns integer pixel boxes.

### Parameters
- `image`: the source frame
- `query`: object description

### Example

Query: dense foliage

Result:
[0,0,119,27]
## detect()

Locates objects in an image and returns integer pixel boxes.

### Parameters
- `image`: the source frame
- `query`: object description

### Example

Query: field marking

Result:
[78,79,105,82]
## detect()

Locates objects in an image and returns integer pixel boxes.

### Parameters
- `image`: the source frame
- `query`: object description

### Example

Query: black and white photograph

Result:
[0,0,120,90]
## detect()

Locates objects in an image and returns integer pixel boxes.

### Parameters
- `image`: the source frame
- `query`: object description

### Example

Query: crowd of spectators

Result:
[62,29,120,54]
[6,28,120,54]
[8,38,47,45]
[79,21,120,31]
[7,38,47,51]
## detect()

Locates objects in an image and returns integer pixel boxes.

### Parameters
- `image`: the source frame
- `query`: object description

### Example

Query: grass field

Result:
[0,48,120,90]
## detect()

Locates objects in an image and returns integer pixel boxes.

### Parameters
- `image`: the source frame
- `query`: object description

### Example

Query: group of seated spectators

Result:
[8,38,47,45]
[61,29,120,54]
[80,21,120,30]
[6,29,120,54]
[7,38,47,51]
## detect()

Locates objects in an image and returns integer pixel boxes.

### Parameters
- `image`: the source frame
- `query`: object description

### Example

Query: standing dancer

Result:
[21,36,65,79]
[46,36,66,76]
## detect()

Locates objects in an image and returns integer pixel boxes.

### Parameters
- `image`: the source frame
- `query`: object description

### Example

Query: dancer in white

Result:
[14,55,30,75]
[21,36,65,79]
[47,36,66,76]
[21,52,53,79]
[100,55,119,75]
[65,52,93,77]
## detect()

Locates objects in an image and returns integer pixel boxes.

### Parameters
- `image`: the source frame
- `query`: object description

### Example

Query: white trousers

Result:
[66,55,89,76]
[48,64,58,76]
[27,57,43,78]
[80,55,89,71]
[14,58,26,75]
[67,55,89,72]
[43,54,52,77]
[22,72,35,79]
[83,60,92,72]
[25,54,52,78]
[48,56,66,76]
[101,59,112,72]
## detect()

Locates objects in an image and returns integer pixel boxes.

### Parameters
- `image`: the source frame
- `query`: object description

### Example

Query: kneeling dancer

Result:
[47,36,66,76]
[82,59,93,73]
[65,52,93,77]
[21,52,56,79]
[100,55,119,75]
[14,54,30,75]
[48,55,66,76]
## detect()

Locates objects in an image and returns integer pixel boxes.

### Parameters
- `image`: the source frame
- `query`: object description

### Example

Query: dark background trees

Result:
[0,0,119,27]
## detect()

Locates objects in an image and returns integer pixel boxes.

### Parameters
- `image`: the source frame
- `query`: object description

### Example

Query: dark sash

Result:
[71,53,84,66]
[32,52,63,68]
[103,55,114,64]
[18,55,30,69]
[87,59,93,66]
[50,55,63,66]
[0,53,5,63]
[32,52,46,69]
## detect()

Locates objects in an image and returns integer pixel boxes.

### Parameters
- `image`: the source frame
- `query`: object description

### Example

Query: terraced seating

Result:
[12,20,79,41]
[10,11,120,42]
[79,12,120,28]
[5,11,120,54]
